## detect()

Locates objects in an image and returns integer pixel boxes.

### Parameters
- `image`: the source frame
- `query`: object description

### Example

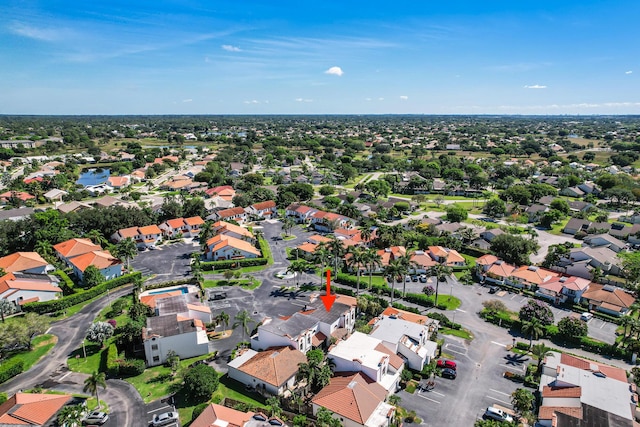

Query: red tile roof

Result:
[53,238,102,259]
[560,353,628,383]
[0,252,49,273]
[190,403,254,427]
[251,200,276,210]
[538,406,583,421]
[68,250,121,272]
[184,216,205,226]
[0,392,72,425]
[0,273,61,294]
[542,386,582,398]
[235,346,307,387]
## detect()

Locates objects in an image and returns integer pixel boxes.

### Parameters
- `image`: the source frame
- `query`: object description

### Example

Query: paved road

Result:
[0,285,147,427]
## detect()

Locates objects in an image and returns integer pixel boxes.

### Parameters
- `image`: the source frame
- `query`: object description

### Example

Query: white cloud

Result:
[400,95,408,100]
[182,99,192,103]
[9,22,69,42]
[378,97,384,101]
[626,70,633,74]
[324,66,344,76]
[295,98,313,103]
[243,100,259,104]
[365,98,372,101]
[222,44,241,52]
[523,84,547,89]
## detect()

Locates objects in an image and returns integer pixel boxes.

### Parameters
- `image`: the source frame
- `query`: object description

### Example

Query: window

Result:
[153,356,160,362]
[151,344,158,351]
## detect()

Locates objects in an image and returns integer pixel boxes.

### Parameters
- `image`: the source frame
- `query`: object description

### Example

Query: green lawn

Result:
[202,277,261,290]
[460,253,477,267]
[3,334,57,374]
[433,295,461,310]
[440,328,474,340]
[67,341,105,374]
[203,265,267,275]
[212,375,267,409]
[96,296,133,325]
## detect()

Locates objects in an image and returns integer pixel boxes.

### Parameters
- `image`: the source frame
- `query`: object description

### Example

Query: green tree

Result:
[282,217,296,237]
[431,263,453,306]
[182,363,219,402]
[519,299,554,325]
[216,311,230,336]
[315,406,342,427]
[531,343,553,377]
[296,349,334,394]
[490,234,539,266]
[0,299,15,323]
[550,199,570,215]
[266,395,282,418]
[83,265,105,288]
[83,371,107,409]
[346,246,368,297]
[384,258,406,305]
[86,229,108,246]
[115,237,138,271]
[511,388,535,416]
[557,316,588,343]
[313,243,332,287]
[57,404,84,427]
[619,252,640,291]
[233,310,255,342]
[482,299,507,315]
[86,321,115,347]
[287,260,310,288]
[521,318,545,348]
[446,204,468,222]
[365,248,383,291]
[542,243,570,268]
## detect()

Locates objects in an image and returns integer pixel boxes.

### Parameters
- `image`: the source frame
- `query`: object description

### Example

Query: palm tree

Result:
[115,237,138,271]
[296,349,334,394]
[431,263,453,306]
[282,217,296,237]
[396,253,417,298]
[359,226,373,246]
[233,310,255,342]
[83,371,107,409]
[86,229,108,247]
[384,259,405,305]
[531,343,553,376]
[365,249,382,291]
[57,404,84,427]
[313,243,332,287]
[34,240,55,263]
[345,246,368,297]
[459,227,477,245]
[620,315,634,343]
[216,311,230,336]
[287,260,310,288]
[326,235,346,277]
[199,220,216,252]
[521,318,545,349]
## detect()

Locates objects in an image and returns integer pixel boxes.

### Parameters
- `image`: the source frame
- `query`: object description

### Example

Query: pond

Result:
[76,168,110,186]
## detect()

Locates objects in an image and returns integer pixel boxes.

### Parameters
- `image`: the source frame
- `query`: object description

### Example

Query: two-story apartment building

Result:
[285,204,317,224]
[251,313,320,353]
[208,207,247,224]
[142,314,209,366]
[0,272,61,308]
[205,235,261,261]
[213,221,256,243]
[68,250,122,282]
[245,200,277,219]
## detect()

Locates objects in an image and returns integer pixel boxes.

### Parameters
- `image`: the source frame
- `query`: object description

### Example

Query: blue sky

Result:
[1,0,639,115]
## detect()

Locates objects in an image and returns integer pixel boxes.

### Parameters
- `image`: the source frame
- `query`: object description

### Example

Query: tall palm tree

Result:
[345,246,368,297]
[313,243,332,287]
[83,371,107,409]
[233,310,255,342]
[216,311,230,336]
[282,217,296,237]
[199,220,216,252]
[396,252,417,298]
[531,343,553,377]
[521,318,545,349]
[86,229,108,247]
[115,237,138,271]
[287,260,310,288]
[431,263,453,306]
[620,315,634,343]
[359,226,373,247]
[384,259,405,305]
[326,236,346,277]
[365,249,382,291]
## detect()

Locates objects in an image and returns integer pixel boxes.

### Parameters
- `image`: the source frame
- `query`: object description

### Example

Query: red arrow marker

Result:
[320,269,336,312]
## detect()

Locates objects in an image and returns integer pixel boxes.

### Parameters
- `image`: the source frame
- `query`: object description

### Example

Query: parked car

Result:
[441,368,457,379]
[83,411,109,425]
[209,292,227,301]
[405,275,411,282]
[149,245,158,250]
[419,275,427,283]
[484,407,513,422]
[488,286,499,294]
[580,312,594,322]
[152,411,179,426]
[411,275,419,282]
[437,359,457,370]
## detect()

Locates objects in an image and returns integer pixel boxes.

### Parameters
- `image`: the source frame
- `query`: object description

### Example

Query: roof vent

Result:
[528,266,538,272]
[603,285,615,292]
[559,277,567,282]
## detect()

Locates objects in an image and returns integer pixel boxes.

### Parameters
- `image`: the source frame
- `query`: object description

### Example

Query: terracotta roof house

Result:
[581,284,636,317]
[159,218,188,237]
[208,207,247,223]
[0,272,61,308]
[53,238,102,266]
[245,200,277,219]
[0,392,72,426]
[507,266,559,289]
[427,246,465,267]
[191,403,271,427]
[475,254,499,272]
[483,260,516,285]
[68,250,122,282]
[409,250,437,272]
[328,331,404,395]
[0,252,54,274]
[376,246,407,270]
[294,242,318,259]
[212,221,255,243]
[312,372,395,427]
[137,224,163,248]
[307,234,332,245]
[285,204,317,223]
[183,216,205,237]
[311,210,354,232]
[228,346,307,396]
[143,313,209,366]
[107,175,131,189]
[537,351,634,427]
[110,226,139,243]
[0,191,35,205]
[204,185,235,201]
[205,235,261,261]
[536,276,591,305]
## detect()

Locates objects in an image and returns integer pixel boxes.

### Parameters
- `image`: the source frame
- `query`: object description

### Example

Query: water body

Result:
[76,168,110,186]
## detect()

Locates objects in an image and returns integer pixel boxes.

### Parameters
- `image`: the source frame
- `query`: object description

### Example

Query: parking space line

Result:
[147,405,173,414]
[487,395,512,406]
[489,389,511,397]
[510,294,518,300]
[416,393,440,404]
[290,302,306,307]
[600,322,606,329]
[431,391,445,397]
[455,308,466,313]
[491,341,507,347]
[500,364,524,370]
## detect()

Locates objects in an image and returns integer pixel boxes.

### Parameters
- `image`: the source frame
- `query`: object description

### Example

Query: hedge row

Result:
[53,270,76,296]
[143,278,197,292]
[427,312,462,330]
[0,359,24,384]
[201,257,268,271]
[335,273,391,296]
[23,272,142,315]
[106,344,119,377]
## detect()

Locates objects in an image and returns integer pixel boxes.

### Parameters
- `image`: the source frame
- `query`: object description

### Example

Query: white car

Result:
[484,407,513,423]
[152,411,179,426]
[580,312,594,322]
[83,411,109,425]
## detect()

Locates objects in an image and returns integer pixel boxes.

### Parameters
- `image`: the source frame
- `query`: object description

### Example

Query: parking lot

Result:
[130,240,199,284]
[145,400,178,427]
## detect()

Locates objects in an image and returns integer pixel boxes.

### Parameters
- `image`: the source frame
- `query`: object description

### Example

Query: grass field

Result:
[3,334,57,373]
[67,341,105,374]
[440,328,474,340]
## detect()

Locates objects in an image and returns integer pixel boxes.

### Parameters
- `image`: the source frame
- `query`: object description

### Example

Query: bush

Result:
[54,270,76,296]
[22,272,142,314]
[106,343,119,377]
[403,293,435,308]
[201,257,268,271]
[192,403,209,421]
[0,392,7,404]
[427,312,462,330]
[391,302,420,314]
[515,342,530,351]
[0,359,24,384]
[183,364,219,402]
[117,359,146,377]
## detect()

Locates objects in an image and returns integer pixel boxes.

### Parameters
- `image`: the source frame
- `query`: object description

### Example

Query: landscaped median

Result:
[0,334,57,385]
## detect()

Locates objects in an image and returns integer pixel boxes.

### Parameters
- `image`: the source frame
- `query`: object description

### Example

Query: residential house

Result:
[212,221,256,243]
[475,254,499,274]
[608,223,633,240]
[526,204,548,223]
[0,272,61,308]
[0,252,54,274]
[535,276,591,305]
[251,312,320,353]
[295,242,318,259]
[563,219,591,235]
[583,234,626,253]
[410,250,437,273]
[152,292,212,324]
[245,200,277,219]
[435,222,463,234]
[110,226,139,244]
[205,185,236,201]
[228,346,307,396]
[53,238,102,267]
[369,315,437,371]
[285,204,317,223]
[107,175,131,190]
[142,313,209,366]
[85,183,113,196]
[479,228,505,242]
[312,372,395,427]
[537,352,634,427]
[483,260,516,285]
[328,331,404,395]
[0,207,35,221]
[0,392,73,426]
[0,191,35,205]
[507,266,559,290]
[68,250,123,281]
[376,246,407,271]
[568,247,622,276]
[581,284,636,317]
[208,207,247,224]
[427,246,465,267]
[43,188,67,202]
[137,224,163,248]
[205,235,261,261]
[159,218,188,237]
[183,216,205,237]
[191,403,283,427]
[302,301,356,344]
[56,201,92,214]
[311,211,354,232]
[568,200,593,213]
[560,186,585,198]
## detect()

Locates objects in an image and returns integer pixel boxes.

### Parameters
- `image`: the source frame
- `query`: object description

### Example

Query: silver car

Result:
[83,411,109,425]
[152,411,179,426]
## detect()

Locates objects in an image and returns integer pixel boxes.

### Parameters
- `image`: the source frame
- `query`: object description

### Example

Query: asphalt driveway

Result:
[130,240,199,284]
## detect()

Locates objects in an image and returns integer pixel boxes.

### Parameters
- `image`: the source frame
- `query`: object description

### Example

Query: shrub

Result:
[0,392,7,404]
[403,293,435,308]
[515,342,530,351]
[427,312,462,330]
[192,403,209,421]
[201,257,268,271]
[0,359,24,384]
[117,359,146,377]
[391,302,420,314]
[183,364,219,402]
[106,343,119,377]
[107,319,117,329]
[54,270,76,295]
[519,299,554,326]
[557,317,588,342]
